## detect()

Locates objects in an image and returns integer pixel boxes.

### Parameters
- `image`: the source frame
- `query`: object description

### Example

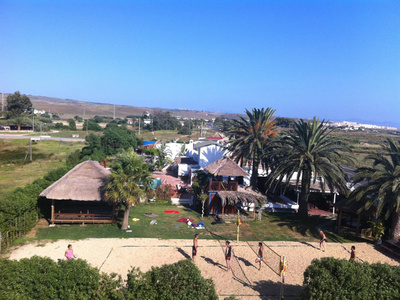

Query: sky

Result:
[0,0,399,126]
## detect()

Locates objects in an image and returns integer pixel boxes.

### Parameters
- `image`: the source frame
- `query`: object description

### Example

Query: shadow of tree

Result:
[251,280,304,299]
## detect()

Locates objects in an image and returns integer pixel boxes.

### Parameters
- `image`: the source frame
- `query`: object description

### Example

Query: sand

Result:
[6,238,399,299]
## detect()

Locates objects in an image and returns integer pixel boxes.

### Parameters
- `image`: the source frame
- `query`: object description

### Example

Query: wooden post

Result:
[280,256,286,300]
[51,200,55,225]
[237,211,240,242]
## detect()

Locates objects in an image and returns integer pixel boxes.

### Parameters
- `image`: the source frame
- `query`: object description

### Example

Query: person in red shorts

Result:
[225,241,232,271]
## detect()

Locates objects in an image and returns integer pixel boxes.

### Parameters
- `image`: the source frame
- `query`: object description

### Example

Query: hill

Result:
[8,93,240,121]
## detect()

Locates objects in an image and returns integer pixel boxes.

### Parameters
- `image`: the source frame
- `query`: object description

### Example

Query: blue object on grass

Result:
[174,225,179,227]
[198,222,204,226]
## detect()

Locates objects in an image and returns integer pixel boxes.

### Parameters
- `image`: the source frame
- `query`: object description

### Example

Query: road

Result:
[0,134,85,142]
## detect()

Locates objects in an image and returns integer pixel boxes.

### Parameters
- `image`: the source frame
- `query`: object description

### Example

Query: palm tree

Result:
[267,117,353,218]
[350,138,400,240]
[104,148,153,230]
[228,108,278,190]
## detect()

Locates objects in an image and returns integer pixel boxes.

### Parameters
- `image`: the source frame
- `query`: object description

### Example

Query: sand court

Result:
[7,238,400,299]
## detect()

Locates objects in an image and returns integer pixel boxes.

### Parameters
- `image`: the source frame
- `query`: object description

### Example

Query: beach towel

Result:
[164,210,179,214]
[178,218,194,222]
[144,213,159,218]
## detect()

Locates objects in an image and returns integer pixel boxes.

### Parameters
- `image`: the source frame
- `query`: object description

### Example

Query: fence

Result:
[0,210,39,253]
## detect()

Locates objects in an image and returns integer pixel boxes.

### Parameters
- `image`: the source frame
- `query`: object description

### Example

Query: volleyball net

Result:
[239,220,283,277]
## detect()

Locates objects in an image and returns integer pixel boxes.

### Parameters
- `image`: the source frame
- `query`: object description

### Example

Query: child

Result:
[192,234,199,262]
[319,230,326,252]
[349,245,356,261]
[65,244,77,261]
[255,242,264,270]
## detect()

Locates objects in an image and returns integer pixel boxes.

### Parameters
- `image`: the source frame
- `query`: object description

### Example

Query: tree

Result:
[6,91,33,130]
[267,118,353,218]
[68,118,77,130]
[228,108,278,190]
[350,138,400,240]
[100,125,140,156]
[104,149,153,230]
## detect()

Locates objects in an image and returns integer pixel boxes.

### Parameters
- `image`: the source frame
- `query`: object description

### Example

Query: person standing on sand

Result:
[349,246,356,261]
[255,242,264,270]
[225,241,232,271]
[65,244,77,261]
[192,234,199,262]
[319,230,326,252]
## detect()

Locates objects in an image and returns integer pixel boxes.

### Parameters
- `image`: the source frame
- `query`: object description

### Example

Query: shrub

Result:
[126,259,218,300]
[300,257,400,299]
[0,256,123,299]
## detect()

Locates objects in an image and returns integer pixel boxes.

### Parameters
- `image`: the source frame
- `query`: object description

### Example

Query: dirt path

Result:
[7,238,400,299]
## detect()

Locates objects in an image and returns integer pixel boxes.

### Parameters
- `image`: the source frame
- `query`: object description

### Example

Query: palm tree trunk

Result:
[299,171,311,219]
[250,159,259,190]
[391,210,400,241]
[121,205,130,230]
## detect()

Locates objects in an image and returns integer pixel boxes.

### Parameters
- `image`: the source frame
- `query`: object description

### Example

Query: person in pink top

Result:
[65,244,77,261]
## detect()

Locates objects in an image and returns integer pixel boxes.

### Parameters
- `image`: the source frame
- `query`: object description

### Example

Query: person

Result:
[192,234,199,262]
[255,242,264,270]
[225,241,232,271]
[319,230,326,252]
[349,246,356,262]
[65,244,77,261]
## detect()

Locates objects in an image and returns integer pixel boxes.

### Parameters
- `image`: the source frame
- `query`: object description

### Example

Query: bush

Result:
[300,257,400,299]
[0,256,123,299]
[126,259,218,300]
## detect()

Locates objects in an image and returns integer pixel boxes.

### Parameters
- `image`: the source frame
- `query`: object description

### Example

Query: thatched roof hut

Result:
[216,187,267,207]
[204,157,249,177]
[40,160,110,201]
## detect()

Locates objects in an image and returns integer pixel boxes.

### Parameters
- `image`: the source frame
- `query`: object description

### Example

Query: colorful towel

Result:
[164,210,179,214]
[178,218,194,222]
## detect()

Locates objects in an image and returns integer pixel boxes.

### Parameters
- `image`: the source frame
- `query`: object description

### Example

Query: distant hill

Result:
[25,94,242,121]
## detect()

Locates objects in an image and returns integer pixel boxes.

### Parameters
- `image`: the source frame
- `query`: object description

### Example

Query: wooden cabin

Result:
[40,160,114,224]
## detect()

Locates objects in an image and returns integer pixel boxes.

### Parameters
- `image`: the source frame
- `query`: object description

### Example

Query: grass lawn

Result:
[35,203,364,244]
[0,139,84,198]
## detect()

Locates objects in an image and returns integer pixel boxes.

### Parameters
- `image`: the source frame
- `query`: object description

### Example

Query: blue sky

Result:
[1,0,399,125]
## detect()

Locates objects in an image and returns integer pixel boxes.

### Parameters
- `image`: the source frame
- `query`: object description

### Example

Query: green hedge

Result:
[0,256,122,300]
[126,259,218,300]
[300,257,400,299]
[0,257,218,300]
[0,167,70,240]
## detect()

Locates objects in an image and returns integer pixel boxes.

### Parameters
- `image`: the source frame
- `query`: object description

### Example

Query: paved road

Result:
[0,134,85,142]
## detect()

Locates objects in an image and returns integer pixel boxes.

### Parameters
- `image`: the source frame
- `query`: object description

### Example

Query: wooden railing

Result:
[53,213,113,224]
[208,181,238,191]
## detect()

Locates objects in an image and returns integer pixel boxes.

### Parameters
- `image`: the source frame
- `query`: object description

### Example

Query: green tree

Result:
[267,118,353,218]
[350,138,400,240]
[6,91,33,130]
[100,126,140,156]
[104,149,153,230]
[68,118,77,130]
[228,108,277,190]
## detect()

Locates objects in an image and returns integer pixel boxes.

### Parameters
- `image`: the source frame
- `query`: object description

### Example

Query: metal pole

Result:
[30,138,32,161]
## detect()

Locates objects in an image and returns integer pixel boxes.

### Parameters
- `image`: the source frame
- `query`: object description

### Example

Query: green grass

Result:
[0,139,84,198]
[35,203,363,244]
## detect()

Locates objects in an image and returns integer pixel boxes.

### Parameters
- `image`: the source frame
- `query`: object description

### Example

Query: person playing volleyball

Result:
[255,242,264,270]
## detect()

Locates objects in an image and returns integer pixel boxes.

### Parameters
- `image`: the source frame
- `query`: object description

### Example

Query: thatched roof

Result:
[217,187,267,207]
[172,156,198,167]
[204,157,249,177]
[40,160,111,201]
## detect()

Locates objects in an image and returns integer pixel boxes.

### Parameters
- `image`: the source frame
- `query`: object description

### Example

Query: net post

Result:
[280,256,286,300]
